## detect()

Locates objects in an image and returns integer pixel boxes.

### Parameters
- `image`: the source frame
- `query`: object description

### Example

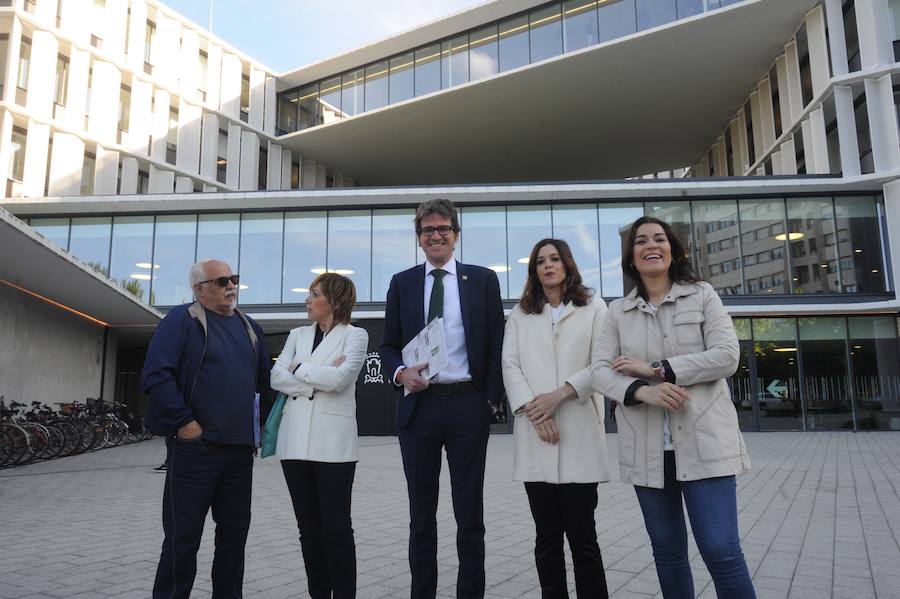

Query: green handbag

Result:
[260,391,288,458]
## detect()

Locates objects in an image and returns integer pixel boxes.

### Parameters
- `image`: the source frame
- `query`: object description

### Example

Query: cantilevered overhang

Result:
[0,208,162,334]
[277,0,817,186]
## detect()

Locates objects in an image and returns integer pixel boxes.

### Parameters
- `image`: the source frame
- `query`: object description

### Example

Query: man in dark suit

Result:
[380,199,505,599]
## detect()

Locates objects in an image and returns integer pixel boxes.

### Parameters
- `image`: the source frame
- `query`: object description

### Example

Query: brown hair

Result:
[414,198,460,233]
[622,216,701,301]
[310,273,356,325]
[518,238,593,315]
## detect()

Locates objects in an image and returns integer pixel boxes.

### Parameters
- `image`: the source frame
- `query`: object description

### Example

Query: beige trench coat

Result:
[502,298,611,484]
[591,281,750,489]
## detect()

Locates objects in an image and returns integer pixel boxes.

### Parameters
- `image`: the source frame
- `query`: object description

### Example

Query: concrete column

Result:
[805,6,831,98]
[780,138,798,175]
[696,156,710,178]
[333,172,344,188]
[730,116,748,174]
[180,29,201,102]
[64,48,91,131]
[266,141,282,190]
[784,41,804,120]
[301,158,316,189]
[175,176,193,193]
[47,132,85,196]
[59,0,90,47]
[808,106,831,174]
[93,145,118,195]
[824,0,849,76]
[205,44,222,110]
[248,67,265,130]
[105,0,129,59]
[148,165,174,193]
[33,0,56,26]
[834,84,861,176]
[758,77,777,151]
[0,111,14,192]
[855,0,894,69]
[126,0,148,72]
[120,156,138,194]
[154,14,181,90]
[800,119,815,174]
[316,164,327,188]
[219,53,242,120]
[127,79,153,155]
[26,31,58,121]
[770,150,783,175]
[176,99,202,175]
[87,61,122,144]
[226,123,241,188]
[882,179,900,293]
[2,17,22,104]
[21,121,50,197]
[865,74,900,172]
[713,137,727,176]
[238,130,259,191]
[264,76,276,135]
[281,149,292,189]
[749,91,764,164]
[150,89,170,162]
[199,112,219,181]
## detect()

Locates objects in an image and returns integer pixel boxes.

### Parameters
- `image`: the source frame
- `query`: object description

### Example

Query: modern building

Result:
[1,0,899,434]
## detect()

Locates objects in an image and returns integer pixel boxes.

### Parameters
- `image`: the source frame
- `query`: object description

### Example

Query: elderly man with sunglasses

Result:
[142,258,271,599]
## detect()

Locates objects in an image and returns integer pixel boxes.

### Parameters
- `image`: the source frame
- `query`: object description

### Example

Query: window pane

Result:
[460,207,509,297]
[276,89,298,134]
[415,44,441,97]
[283,211,327,303]
[30,217,69,249]
[469,24,499,81]
[552,204,601,293]
[676,0,704,18]
[239,213,283,305]
[365,61,389,111]
[739,199,788,294]
[319,76,342,123]
[563,0,599,52]
[598,0,636,42]
[109,216,154,302]
[799,317,852,430]
[297,83,321,130]
[196,213,239,273]
[507,206,552,299]
[499,14,530,72]
[692,200,742,295]
[69,216,112,274]
[834,196,886,293]
[636,0,677,31]
[341,69,364,117]
[328,210,372,302]
[152,215,197,306]
[441,34,469,89]
[373,209,416,302]
[753,317,802,430]
[598,204,642,296]
[849,316,900,430]
[530,4,563,63]
[389,53,414,104]
[645,202,693,285]
[786,197,839,293]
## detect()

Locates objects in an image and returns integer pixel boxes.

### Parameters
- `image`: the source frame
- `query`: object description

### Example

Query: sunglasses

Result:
[198,274,240,287]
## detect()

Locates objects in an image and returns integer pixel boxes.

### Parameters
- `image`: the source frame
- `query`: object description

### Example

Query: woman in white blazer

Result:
[270,273,368,599]
[502,238,610,599]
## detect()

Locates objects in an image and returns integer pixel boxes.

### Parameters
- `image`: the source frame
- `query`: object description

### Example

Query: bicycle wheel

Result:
[56,421,83,457]
[4,425,32,465]
[72,420,95,454]
[0,429,14,467]
[19,423,49,460]
[43,424,66,459]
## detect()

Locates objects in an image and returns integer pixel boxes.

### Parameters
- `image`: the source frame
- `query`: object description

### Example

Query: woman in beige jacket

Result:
[592,217,754,599]
[502,238,610,599]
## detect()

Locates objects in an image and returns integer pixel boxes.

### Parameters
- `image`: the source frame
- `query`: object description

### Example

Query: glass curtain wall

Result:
[507,206,552,298]
[327,210,372,302]
[108,216,154,302]
[499,14,530,72]
[442,35,470,89]
[752,317,802,430]
[283,211,327,303]
[30,217,70,249]
[460,207,509,296]
[739,199,789,294]
[530,4,564,63]
[365,61,389,111]
[834,197,887,293]
[152,215,197,306]
[372,210,416,303]
[799,316,852,430]
[597,204,643,296]
[69,217,112,274]
[414,44,441,97]
[389,53,415,104]
[849,316,900,430]
[786,198,839,293]
[553,204,602,293]
[692,200,742,295]
[732,318,755,430]
[238,213,283,305]
[469,25,499,81]
[563,0,600,52]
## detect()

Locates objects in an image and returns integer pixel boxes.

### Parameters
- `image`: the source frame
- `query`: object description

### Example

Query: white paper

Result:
[401,318,449,392]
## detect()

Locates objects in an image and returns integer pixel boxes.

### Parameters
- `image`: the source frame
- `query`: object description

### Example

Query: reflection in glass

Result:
[365,61,389,111]
[731,318,755,430]
[739,199,788,294]
[460,207,508,297]
[109,216,154,302]
[30,217,69,249]
[389,53,414,104]
[414,44,441,97]
[530,4,563,63]
[598,204,642,297]
[469,24,498,81]
[341,69,364,117]
[786,197,839,293]
[849,316,900,430]
[753,318,802,430]
[636,0,677,31]
[507,206,552,299]
[319,77,342,123]
[598,0,637,42]
[441,35,469,89]
[328,210,372,302]
[152,215,197,306]
[799,317,852,429]
[552,206,601,293]
[70,216,112,274]
[239,213,283,305]
[499,14,530,72]
[676,0,704,18]
[276,88,297,134]
[283,212,327,303]
[692,200,742,295]
[373,210,416,303]
[297,83,320,130]
[834,196,886,293]
[196,214,239,274]
[563,0,600,52]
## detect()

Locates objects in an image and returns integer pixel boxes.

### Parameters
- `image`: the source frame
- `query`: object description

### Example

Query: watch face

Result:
[651,361,661,369]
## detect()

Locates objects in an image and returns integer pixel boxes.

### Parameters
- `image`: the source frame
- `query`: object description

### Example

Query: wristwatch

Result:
[651,361,665,381]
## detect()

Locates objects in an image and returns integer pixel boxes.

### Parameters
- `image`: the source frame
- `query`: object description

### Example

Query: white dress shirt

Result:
[423,258,471,384]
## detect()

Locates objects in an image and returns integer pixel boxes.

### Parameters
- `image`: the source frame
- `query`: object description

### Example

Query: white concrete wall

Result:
[47,132,85,196]
[88,61,122,144]
[238,130,259,190]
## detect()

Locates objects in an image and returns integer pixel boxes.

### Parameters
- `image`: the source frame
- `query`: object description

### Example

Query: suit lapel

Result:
[413,264,426,332]
[308,324,347,366]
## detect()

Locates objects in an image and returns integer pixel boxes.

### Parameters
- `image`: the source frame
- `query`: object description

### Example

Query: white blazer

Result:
[270,323,369,462]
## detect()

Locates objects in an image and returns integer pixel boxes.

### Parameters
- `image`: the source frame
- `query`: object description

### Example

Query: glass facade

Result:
[275,0,748,133]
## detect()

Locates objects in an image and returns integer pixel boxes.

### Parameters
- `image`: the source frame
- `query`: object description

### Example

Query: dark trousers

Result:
[524,482,609,599]
[398,389,490,599]
[153,438,253,599]
[633,452,756,599]
[281,459,357,599]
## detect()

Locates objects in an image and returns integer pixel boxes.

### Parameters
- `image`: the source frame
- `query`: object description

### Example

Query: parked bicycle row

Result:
[0,397,152,468]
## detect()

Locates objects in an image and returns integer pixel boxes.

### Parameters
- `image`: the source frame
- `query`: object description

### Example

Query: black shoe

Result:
[153,463,167,471]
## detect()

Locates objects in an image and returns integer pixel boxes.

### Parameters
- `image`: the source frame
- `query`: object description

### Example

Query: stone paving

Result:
[2,432,900,598]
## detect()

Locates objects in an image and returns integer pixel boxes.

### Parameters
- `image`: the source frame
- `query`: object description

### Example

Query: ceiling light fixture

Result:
[775,232,804,241]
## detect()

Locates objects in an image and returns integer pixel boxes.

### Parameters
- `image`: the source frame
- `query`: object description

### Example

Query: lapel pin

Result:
[462,275,468,281]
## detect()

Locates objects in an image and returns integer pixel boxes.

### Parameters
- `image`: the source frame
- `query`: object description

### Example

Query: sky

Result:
[161,0,487,73]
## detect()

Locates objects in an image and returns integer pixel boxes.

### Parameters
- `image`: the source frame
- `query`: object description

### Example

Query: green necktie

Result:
[427,269,447,323]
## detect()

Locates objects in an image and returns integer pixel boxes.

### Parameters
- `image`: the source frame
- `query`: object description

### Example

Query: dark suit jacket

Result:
[380,261,505,428]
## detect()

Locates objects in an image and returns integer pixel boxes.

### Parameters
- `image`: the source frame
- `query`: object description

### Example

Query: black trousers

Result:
[524,482,609,599]
[398,389,490,599]
[153,438,253,599]
[281,459,357,599]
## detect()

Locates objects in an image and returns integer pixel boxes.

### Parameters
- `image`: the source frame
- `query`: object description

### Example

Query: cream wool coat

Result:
[270,324,368,463]
[591,281,751,489]
[502,298,610,484]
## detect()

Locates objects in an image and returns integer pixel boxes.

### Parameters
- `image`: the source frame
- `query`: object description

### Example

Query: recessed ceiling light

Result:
[129,273,151,281]
[135,262,160,269]
[775,232,804,241]
[239,284,249,290]
[517,257,530,264]
[488,265,510,273]
[291,287,309,293]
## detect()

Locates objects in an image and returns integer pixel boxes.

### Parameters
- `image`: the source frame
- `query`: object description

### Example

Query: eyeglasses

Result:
[418,225,456,237]
[198,274,240,287]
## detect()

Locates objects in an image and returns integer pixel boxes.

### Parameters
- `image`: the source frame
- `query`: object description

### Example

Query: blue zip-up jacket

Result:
[141,301,271,441]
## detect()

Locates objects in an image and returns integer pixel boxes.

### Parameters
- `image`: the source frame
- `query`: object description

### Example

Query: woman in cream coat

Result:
[270,273,368,599]
[502,238,610,599]
[592,216,754,599]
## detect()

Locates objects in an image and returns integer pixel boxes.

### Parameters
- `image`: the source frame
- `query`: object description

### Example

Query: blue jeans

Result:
[633,452,756,599]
